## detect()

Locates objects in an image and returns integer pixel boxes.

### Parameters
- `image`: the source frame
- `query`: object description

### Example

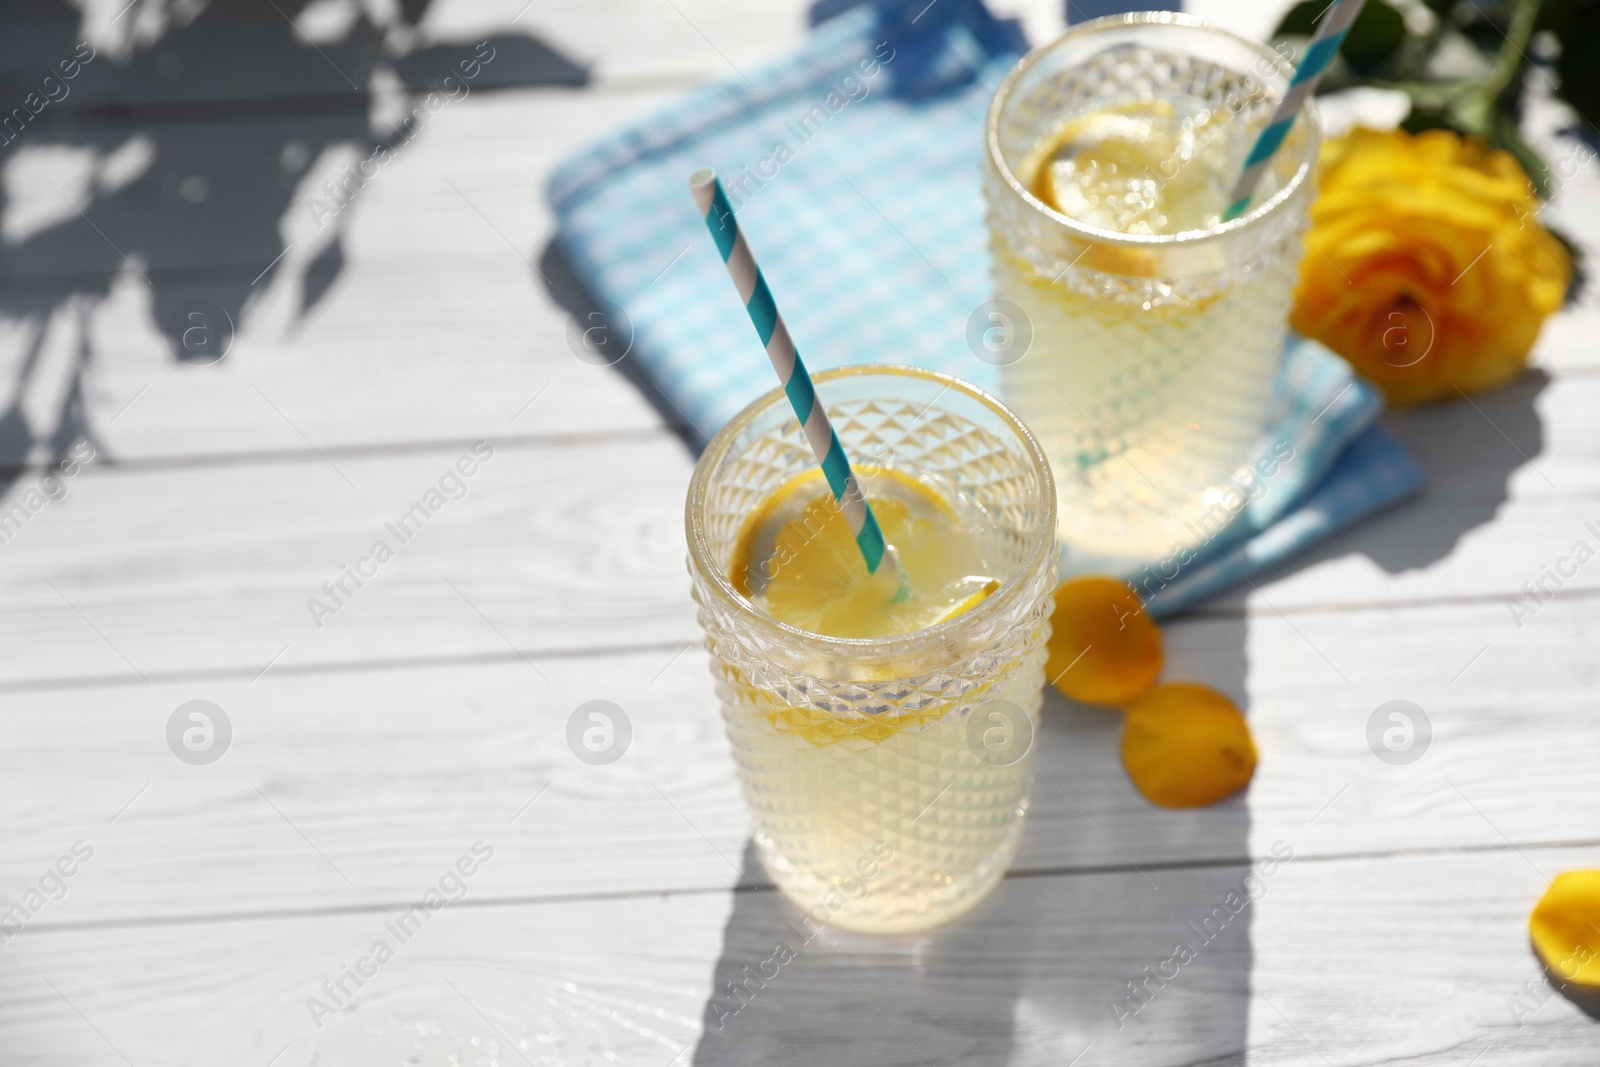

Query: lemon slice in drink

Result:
[1027,102,1237,236]
[729,468,999,639]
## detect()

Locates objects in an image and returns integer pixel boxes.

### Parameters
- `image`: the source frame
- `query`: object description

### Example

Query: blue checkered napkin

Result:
[547,0,1424,613]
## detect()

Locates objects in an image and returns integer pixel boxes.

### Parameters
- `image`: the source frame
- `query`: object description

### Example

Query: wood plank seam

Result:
[11,834,1598,937]
[0,639,700,695]
[0,428,683,479]
[5,574,1598,693]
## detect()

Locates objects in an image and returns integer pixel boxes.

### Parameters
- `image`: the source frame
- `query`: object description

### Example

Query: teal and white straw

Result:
[1224,0,1367,221]
[688,167,903,586]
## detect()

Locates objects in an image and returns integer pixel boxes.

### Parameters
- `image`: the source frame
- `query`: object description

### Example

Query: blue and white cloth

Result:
[548,0,1424,616]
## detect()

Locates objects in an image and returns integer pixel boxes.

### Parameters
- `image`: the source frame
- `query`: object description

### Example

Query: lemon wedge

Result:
[729,468,998,639]
[935,577,1001,624]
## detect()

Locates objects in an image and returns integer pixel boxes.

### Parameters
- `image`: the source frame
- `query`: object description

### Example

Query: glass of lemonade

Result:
[687,366,1056,933]
[984,12,1320,559]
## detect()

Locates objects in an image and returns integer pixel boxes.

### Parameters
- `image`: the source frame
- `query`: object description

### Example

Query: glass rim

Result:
[984,10,1322,250]
[685,363,1057,659]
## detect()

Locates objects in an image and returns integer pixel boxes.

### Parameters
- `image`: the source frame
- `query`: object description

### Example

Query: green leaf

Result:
[1343,1,1410,73]
[1399,104,1463,136]
[1273,0,1409,76]
[1550,0,1600,128]
[1537,0,1600,34]
[1274,1,1327,37]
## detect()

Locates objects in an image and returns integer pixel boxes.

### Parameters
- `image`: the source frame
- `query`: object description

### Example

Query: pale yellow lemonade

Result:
[992,93,1300,557]
[722,467,1039,933]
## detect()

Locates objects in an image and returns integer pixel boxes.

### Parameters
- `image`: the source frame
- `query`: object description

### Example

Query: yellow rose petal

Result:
[1529,870,1600,988]
[1045,577,1162,706]
[1121,683,1257,809]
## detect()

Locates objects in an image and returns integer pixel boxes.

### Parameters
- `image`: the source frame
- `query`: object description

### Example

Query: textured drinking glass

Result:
[984,13,1320,558]
[687,366,1057,933]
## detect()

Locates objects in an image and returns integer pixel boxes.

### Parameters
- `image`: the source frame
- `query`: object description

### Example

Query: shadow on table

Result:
[1545,962,1600,1022]
[688,655,1260,1062]
[0,0,585,488]
[1291,368,1550,577]
[687,615,1257,1067]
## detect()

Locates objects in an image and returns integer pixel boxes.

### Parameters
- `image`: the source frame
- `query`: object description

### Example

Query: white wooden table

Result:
[2,1,1597,1064]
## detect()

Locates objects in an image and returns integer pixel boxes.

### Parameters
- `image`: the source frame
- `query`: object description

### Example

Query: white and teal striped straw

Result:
[1224,0,1367,221]
[688,168,903,587]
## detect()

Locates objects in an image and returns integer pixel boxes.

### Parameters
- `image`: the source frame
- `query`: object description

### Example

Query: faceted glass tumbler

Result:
[686,366,1057,933]
[984,13,1320,559]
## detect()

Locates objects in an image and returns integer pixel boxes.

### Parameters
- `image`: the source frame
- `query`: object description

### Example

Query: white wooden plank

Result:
[2,846,1596,1066]
[437,0,811,87]
[0,436,695,687]
[4,593,1600,925]
[0,90,656,280]
[0,884,726,1067]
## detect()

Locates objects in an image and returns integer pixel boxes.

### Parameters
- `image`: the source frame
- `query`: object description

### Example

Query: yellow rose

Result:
[1290,127,1570,406]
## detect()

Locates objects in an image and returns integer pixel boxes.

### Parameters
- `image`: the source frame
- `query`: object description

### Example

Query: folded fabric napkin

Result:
[548,0,1424,616]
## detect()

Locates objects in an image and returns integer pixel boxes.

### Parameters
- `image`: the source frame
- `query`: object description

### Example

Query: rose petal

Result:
[1121,683,1257,809]
[1045,577,1162,706]
[1529,870,1600,988]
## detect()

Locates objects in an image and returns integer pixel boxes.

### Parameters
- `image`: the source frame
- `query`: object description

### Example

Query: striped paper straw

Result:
[1224,0,1367,220]
[688,168,900,583]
